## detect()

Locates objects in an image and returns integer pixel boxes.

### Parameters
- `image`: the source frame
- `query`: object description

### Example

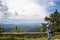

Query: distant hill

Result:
[0,23,42,32]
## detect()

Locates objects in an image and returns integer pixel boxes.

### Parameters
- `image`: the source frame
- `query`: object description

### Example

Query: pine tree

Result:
[45,10,60,26]
[12,26,23,32]
[37,10,60,32]
[45,10,60,32]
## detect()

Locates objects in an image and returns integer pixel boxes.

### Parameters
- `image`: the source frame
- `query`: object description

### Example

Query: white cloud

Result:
[35,0,55,7]
[6,0,48,22]
[0,11,3,19]
[1,0,55,23]
[48,1,55,6]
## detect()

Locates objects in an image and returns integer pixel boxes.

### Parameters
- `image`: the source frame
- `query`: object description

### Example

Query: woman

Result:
[46,21,52,40]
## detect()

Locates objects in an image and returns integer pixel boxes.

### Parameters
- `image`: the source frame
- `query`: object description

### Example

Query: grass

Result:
[0,35,60,40]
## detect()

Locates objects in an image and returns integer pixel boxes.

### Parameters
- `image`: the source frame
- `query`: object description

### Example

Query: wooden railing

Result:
[0,32,60,35]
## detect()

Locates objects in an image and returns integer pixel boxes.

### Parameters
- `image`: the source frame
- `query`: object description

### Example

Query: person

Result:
[46,21,52,40]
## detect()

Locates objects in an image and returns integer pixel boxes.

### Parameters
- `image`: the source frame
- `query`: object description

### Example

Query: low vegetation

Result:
[0,35,60,40]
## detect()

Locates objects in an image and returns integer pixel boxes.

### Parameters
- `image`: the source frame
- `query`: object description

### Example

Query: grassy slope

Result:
[0,35,60,40]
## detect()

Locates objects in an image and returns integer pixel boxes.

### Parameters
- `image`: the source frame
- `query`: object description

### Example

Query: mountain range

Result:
[0,23,42,32]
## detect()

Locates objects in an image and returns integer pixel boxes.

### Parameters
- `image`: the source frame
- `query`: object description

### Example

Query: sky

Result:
[0,0,60,24]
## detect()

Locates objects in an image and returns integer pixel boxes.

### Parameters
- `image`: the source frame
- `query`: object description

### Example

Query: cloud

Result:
[4,0,48,23]
[0,0,56,24]
[48,1,55,6]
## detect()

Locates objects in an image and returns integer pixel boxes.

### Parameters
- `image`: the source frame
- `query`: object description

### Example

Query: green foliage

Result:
[45,10,60,26]
[37,23,46,32]
[45,10,60,32]
[0,35,60,40]
[0,25,4,33]
[12,26,23,32]
[53,35,60,39]
[0,36,25,40]
[37,10,60,32]
[0,36,13,40]
[45,17,50,21]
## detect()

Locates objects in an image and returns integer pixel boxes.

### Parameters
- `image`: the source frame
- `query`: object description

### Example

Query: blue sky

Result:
[0,0,60,24]
[47,0,60,13]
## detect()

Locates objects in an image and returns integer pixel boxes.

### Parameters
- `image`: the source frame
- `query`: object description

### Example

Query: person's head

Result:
[47,20,51,25]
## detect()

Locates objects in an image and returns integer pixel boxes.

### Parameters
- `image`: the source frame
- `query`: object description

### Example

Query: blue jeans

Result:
[47,33,52,40]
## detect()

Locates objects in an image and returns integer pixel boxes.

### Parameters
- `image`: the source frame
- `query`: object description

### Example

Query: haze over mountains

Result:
[0,23,42,32]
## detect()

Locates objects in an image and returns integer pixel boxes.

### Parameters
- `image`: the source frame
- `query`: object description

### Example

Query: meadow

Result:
[0,35,60,40]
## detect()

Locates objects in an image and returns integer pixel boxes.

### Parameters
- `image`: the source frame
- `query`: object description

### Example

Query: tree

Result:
[37,10,60,32]
[45,10,60,32]
[0,25,4,33]
[12,26,23,32]
[45,10,60,26]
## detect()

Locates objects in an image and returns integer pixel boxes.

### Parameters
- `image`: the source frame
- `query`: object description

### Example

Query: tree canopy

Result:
[45,10,60,26]
[45,10,60,32]
[37,10,60,32]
